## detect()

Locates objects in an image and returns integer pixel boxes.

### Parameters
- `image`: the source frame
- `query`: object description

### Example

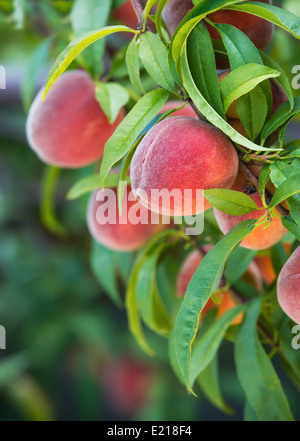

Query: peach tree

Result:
[25,0,300,421]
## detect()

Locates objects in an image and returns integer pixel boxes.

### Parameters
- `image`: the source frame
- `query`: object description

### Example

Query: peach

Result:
[255,243,292,284]
[160,101,199,118]
[101,356,154,416]
[113,0,138,29]
[216,292,243,325]
[277,246,300,324]
[213,191,287,250]
[206,0,274,52]
[26,70,124,168]
[162,0,274,68]
[87,185,167,252]
[131,116,239,216]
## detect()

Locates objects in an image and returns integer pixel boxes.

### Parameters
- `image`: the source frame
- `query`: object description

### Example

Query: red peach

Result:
[87,185,168,252]
[131,117,239,216]
[26,70,124,168]
[214,190,287,250]
[101,356,154,416]
[277,246,300,324]
[160,101,199,118]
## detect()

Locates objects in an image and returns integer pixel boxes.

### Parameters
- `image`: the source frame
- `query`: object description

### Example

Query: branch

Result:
[239,159,289,217]
[130,0,156,32]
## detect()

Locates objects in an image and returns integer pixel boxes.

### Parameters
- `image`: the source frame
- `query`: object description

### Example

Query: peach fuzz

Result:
[160,101,199,119]
[277,246,300,324]
[130,116,239,217]
[26,70,124,168]
[87,186,168,252]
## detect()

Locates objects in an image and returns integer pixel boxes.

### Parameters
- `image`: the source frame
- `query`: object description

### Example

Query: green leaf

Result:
[226,2,300,39]
[70,0,112,76]
[181,45,279,152]
[174,219,257,393]
[168,327,185,385]
[236,86,268,141]
[225,247,257,286]
[126,229,188,355]
[214,23,272,128]
[258,164,271,201]
[187,21,225,118]
[95,81,129,124]
[156,0,172,44]
[197,356,234,415]
[0,354,29,389]
[244,401,258,421]
[100,88,169,186]
[43,25,138,99]
[261,98,300,145]
[204,189,259,216]
[40,166,68,237]
[126,39,144,93]
[259,51,294,112]
[67,173,131,200]
[126,257,155,356]
[190,304,247,387]
[269,175,300,209]
[171,0,244,77]
[90,240,130,307]
[235,298,294,421]
[21,39,51,112]
[219,64,280,114]
[282,215,300,242]
[215,23,263,70]
[139,32,176,92]
[136,244,172,336]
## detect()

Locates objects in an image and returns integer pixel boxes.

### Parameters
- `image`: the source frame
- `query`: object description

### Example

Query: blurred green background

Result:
[0,0,299,421]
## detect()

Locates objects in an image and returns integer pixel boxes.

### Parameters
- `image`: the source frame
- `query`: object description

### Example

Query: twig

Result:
[130,0,156,32]
[239,158,289,217]
[188,99,203,120]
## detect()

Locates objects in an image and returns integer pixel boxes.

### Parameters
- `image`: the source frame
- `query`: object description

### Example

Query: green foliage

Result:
[2,0,300,422]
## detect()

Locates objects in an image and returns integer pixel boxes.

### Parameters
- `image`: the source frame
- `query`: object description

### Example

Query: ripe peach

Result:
[255,243,292,284]
[131,116,239,216]
[26,70,124,168]
[162,1,274,68]
[101,356,154,416]
[113,0,138,29]
[87,185,167,252]
[277,246,300,324]
[217,292,243,325]
[214,191,287,250]
[206,0,274,51]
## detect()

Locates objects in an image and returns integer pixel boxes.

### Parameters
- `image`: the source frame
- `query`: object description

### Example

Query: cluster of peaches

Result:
[26,0,300,326]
